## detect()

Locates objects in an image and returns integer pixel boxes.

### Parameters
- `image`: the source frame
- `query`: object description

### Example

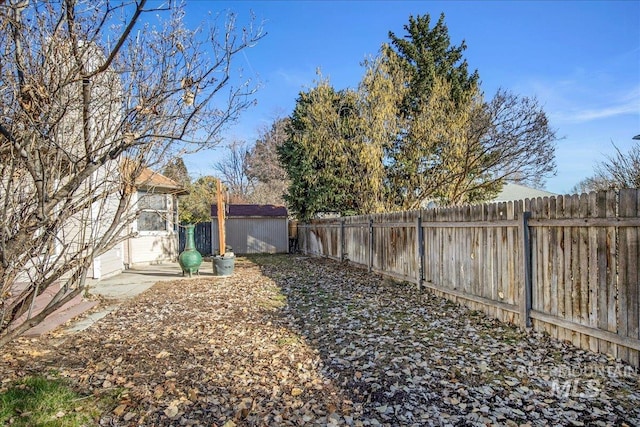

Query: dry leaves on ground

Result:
[0,255,639,426]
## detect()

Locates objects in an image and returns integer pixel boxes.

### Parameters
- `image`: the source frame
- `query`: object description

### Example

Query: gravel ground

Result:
[1,254,638,426]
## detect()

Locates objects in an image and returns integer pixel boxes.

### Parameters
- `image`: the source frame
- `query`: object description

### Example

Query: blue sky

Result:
[181,0,639,195]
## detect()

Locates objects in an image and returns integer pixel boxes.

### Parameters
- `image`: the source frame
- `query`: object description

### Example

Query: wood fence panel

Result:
[506,201,518,324]
[530,198,544,332]
[179,222,212,255]
[299,189,640,367]
[548,197,559,340]
[570,194,582,347]
[488,203,498,313]
[619,189,639,366]
[555,196,567,344]
[491,203,500,319]
[543,198,554,337]
[596,192,610,356]
[562,195,575,345]
[343,215,369,266]
[606,191,619,359]
[587,192,599,353]
[578,193,590,351]
[468,205,479,311]
[497,203,507,322]
[458,207,468,299]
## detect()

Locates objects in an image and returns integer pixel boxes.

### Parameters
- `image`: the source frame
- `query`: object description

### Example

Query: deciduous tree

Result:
[245,117,290,205]
[0,0,262,346]
[214,140,253,200]
[572,141,640,193]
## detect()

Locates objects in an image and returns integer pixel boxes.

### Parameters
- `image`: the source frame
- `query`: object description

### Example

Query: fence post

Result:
[368,218,374,272]
[520,211,532,328]
[340,219,345,262]
[417,215,424,291]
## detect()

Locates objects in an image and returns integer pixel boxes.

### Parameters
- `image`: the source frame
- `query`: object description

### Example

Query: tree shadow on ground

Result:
[249,254,640,426]
[0,255,638,426]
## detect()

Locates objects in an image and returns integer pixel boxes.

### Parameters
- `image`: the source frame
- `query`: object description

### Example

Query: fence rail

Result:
[298,189,640,368]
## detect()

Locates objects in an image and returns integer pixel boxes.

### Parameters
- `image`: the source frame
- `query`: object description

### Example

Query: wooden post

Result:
[417,215,424,291]
[340,219,345,262]
[520,211,532,328]
[216,179,225,256]
[368,218,374,272]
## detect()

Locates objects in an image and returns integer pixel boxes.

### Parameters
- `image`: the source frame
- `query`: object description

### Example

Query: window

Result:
[137,191,169,232]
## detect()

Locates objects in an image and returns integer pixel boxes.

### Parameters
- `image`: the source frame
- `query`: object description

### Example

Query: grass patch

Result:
[259,291,288,310]
[0,375,101,426]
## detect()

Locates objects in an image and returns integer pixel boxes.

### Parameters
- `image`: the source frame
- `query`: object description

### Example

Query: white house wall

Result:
[128,233,178,265]
[92,242,124,279]
[127,192,179,266]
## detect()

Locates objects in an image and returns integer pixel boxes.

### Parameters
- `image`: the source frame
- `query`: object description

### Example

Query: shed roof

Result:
[211,204,288,218]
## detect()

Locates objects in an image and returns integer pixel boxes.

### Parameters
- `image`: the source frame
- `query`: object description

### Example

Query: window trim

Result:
[135,190,172,235]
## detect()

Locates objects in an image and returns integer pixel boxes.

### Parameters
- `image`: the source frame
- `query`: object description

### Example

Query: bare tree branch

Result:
[0,0,263,345]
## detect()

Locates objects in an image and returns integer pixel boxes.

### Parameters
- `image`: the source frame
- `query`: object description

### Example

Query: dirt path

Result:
[1,255,638,426]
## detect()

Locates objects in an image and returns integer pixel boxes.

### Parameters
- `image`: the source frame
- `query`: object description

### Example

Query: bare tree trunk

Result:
[0,0,263,346]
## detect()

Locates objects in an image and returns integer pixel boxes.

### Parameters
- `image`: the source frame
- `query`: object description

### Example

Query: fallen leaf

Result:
[164,403,179,418]
[113,404,127,416]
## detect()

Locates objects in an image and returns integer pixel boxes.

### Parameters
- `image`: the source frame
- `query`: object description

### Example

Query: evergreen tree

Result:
[162,157,191,188]
[179,176,219,224]
[278,77,363,220]
[382,13,555,207]
[383,13,483,208]
[278,13,557,216]
[387,13,480,112]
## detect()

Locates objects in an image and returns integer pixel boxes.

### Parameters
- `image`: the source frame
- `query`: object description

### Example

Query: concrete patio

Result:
[26,260,220,336]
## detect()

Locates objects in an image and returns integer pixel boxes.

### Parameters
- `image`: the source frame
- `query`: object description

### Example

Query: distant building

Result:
[491,182,556,202]
[211,204,289,254]
[420,182,557,209]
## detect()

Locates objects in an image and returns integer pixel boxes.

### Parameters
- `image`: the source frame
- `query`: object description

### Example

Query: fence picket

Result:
[548,197,559,340]
[299,189,640,367]
[619,189,639,365]
[555,196,567,344]
[588,192,599,353]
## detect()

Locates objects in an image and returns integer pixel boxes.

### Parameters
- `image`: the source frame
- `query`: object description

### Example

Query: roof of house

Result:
[211,204,288,218]
[135,168,188,195]
[492,182,556,202]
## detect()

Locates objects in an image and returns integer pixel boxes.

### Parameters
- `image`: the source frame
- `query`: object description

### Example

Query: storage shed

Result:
[211,204,288,254]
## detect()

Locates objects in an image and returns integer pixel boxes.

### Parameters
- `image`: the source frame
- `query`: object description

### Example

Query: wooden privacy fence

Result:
[179,222,212,256]
[298,189,640,367]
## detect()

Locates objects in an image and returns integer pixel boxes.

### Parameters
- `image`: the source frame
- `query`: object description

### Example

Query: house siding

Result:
[93,242,124,279]
[211,217,288,254]
[128,233,178,265]
[127,192,180,266]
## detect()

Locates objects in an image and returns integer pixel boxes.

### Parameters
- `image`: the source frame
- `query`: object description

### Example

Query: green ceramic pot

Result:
[179,224,202,277]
